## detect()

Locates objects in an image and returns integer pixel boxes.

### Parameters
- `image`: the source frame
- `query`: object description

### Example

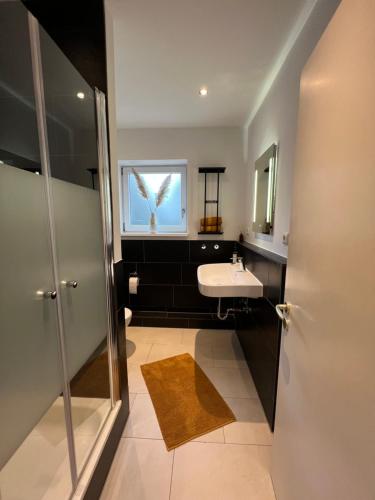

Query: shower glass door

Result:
[38,24,113,475]
[0,4,116,497]
[0,3,72,498]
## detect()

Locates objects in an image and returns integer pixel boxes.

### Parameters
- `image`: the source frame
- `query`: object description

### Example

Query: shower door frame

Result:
[27,11,127,498]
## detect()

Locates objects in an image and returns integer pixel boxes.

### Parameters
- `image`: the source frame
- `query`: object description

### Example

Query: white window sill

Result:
[121,232,189,238]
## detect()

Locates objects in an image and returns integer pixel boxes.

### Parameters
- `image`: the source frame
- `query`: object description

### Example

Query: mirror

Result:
[252,143,278,235]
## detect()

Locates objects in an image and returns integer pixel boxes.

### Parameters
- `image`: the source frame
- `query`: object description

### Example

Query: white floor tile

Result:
[180,328,213,346]
[191,427,225,444]
[124,394,162,439]
[100,438,173,500]
[146,342,214,367]
[120,327,274,500]
[204,365,258,398]
[212,341,247,369]
[224,398,273,446]
[129,393,137,409]
[127,363,149,394]
[126,326,152,344]
[170,442,275,500]
[128,327,183,345]
[204,329,237,344]
[126,340,152,365]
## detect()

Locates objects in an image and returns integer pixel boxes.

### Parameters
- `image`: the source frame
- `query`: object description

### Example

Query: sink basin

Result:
[197,263,263,298]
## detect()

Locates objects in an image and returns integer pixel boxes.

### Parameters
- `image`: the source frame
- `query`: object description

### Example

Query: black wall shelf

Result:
[198,166,226,234]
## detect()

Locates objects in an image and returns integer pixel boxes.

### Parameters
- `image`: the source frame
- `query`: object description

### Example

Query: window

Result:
[120,160,187,234]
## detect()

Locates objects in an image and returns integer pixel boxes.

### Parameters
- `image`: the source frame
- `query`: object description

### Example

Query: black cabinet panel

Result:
[267,261,285,306]
[235,244,286,430]
[237,310,279,427]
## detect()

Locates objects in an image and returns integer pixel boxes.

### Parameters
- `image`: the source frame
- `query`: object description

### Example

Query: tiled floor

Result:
[101,327,275,500]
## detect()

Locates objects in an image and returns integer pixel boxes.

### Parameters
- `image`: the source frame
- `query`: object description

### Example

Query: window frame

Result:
[119,160,188,236]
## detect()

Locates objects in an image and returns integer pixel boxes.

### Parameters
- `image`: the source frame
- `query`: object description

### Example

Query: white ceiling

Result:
[111,0,312,129]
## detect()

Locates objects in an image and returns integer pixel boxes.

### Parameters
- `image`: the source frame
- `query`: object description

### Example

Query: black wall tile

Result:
[133,310,168,319]
[122,240,144,262]
[138,263,181,285]
[190,240,236,263]
[130,317,143,326]
[167,311,213,320]
[181,263,200,285]
[131,304,167,312]
[113,260,126,310]
[124,262,137,277]
[142,317,189,328]
[129,285,173,308]
[173,285,217,309]
[144,240,189,262]
[188,318,235,329]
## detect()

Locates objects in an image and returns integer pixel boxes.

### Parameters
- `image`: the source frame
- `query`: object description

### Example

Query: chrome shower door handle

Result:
[43,290,57,300]
[276,303,291,330]
[62,280,78,288]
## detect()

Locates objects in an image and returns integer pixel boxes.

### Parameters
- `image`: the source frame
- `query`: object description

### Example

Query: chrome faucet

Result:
[237,256,245,271]
[231,252,238,264]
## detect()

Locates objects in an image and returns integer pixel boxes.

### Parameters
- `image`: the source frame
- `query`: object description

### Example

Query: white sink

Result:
[197,263,263,298]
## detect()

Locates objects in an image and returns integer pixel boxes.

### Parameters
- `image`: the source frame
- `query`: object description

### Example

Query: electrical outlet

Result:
[282,232,289,245]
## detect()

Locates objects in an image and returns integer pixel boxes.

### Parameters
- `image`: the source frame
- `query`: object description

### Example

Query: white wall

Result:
[243,0,341,257]
[117,127,245,240]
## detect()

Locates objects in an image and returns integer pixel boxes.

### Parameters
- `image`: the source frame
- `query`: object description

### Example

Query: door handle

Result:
[62,280,78,288]
[276,303,291,330]
[43,290,57,300]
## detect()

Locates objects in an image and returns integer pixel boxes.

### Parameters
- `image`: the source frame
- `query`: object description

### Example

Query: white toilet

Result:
[125,307,132,327]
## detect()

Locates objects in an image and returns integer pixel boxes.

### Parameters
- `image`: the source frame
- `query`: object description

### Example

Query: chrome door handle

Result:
[43,290,57,300]
[276,303,291,330]
[63,280,78,288]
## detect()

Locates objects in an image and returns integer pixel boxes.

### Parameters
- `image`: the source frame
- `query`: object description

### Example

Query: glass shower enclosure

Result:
[0,2,121,498]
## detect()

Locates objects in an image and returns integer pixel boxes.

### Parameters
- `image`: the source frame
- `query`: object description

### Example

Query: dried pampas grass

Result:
[132,168,149,200]
[156,174,172,207]
[131,168,172,231]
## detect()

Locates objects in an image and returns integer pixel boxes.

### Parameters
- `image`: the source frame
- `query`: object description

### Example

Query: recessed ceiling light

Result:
[199,87,208,97]
[77,92,85,99]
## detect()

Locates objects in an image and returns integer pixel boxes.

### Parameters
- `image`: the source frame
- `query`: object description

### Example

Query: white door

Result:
[272,1,375,499]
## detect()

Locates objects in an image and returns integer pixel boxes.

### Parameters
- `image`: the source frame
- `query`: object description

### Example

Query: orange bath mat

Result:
[141,353,235,450]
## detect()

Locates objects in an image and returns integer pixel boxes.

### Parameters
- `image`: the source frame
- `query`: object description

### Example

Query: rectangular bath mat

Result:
[141,353,236,450]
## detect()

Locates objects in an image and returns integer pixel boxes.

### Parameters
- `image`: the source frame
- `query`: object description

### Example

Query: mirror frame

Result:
[252,143,278,235]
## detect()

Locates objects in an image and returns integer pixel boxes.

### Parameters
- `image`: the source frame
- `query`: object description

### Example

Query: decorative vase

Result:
[150,212,157,233]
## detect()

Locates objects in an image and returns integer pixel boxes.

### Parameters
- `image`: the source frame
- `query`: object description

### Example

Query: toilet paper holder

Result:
[129,272,140,295]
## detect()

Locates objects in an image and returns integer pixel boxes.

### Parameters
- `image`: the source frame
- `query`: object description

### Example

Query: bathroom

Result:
[0,0,374,499]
